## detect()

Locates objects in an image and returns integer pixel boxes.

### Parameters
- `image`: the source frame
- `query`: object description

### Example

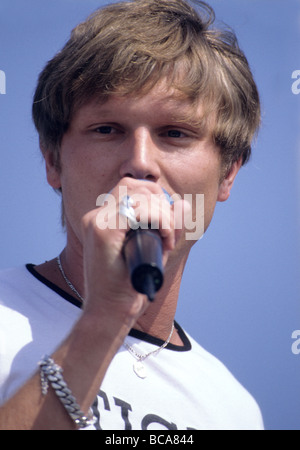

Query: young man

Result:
[0,0,263,430]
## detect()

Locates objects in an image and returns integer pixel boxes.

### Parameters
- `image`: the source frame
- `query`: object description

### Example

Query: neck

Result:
[131,253,188,345]
[35,231,189,346]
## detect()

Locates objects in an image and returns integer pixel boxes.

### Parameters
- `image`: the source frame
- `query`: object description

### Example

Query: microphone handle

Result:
[122,228,164,301]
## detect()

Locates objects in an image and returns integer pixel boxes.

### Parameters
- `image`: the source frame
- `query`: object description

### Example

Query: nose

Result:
[119,128,161,181]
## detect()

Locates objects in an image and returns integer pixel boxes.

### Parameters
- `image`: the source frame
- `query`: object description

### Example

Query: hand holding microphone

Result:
[120,188,174,302]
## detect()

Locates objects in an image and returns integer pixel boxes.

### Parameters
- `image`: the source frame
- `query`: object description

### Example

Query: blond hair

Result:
[32,0,260,172]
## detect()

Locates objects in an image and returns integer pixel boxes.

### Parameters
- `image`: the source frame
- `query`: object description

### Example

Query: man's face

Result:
[45,82,239,254]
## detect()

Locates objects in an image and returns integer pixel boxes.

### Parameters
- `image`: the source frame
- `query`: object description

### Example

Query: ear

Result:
[217,158,242,202]
[43,148,62,189]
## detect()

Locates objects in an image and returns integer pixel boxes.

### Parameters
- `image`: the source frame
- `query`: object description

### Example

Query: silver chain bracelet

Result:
[38,355,95,429]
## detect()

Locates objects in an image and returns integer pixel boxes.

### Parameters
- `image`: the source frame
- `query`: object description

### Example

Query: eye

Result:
[95,126,114,134]
[167,129,184,138]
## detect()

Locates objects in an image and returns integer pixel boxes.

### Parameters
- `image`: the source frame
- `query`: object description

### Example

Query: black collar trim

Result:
[26,263,82,309]
[26,263,191,352]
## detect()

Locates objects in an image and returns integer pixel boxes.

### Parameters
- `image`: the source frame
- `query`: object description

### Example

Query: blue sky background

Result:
[0,0,299,430]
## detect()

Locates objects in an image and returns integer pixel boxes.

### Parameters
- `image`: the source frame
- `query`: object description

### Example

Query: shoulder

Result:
[0,264,81,314]
[0,263,81,343]
[0,265,81,405]
[181,331,264,430]
[0,264,31,287]
[0,265,35,310]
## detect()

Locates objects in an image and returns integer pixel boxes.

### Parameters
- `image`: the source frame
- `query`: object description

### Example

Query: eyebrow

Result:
[77,95,209,130]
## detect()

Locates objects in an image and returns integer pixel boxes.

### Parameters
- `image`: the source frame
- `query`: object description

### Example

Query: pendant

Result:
[133,360,147,379]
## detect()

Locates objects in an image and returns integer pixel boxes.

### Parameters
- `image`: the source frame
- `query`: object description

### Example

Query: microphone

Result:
[122,187,172,302]
[123,228,164,302]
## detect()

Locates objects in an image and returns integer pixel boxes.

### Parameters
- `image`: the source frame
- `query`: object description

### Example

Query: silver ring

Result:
[119,195,139,229]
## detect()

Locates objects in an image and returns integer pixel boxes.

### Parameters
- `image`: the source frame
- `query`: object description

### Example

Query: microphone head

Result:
[123,229,164,301]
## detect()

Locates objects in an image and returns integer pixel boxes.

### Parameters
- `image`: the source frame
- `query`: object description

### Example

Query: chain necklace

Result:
[56,254,174,379]
[123,322,175,379]
[56,255,84,303]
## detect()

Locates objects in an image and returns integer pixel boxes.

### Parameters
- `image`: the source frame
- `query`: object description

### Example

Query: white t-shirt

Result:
[0,265,264,430]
